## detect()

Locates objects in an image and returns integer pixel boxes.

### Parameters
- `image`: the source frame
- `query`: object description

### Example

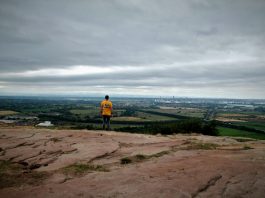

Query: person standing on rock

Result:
[100,95,113,130]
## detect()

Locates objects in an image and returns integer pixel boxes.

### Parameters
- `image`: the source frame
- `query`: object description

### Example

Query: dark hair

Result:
[105,95,109,100]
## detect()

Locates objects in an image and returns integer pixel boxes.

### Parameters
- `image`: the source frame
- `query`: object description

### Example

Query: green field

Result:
[70,108,125,118]
[70,109,99,118]
[218,127,265,140]
[217,111,264,119]
[233,122,265,131]
[112,116,144,122]
[135,111,178,121]
[150,108,205,118]
[111,111,177,122]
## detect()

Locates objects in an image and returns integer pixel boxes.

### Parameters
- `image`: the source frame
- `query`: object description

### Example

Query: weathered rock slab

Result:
[0,127,265,198]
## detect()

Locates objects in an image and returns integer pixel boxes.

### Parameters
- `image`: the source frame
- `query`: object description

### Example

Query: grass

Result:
[70,109,99,118]
[0,160,49,189]
[151,108,205,118]
[0,160,20,173]
[216,111,265,125]
[120,144,219,165]
[151,151,170,157]
[110,111,178,122]
[120,142,221,165]
[218,127,265,140]
[120,151,171,164]
[135,154,147,160]
[136,111,178,121]
[112,116,144,122]
[234,122,265,131]
[62,163,108,175]
[70,109,90,115]
[218,111,263,116]
[111,124,142,129]
[183,142,218,150]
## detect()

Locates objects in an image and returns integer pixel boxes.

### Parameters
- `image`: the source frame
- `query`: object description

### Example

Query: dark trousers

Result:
[102,115,111,130]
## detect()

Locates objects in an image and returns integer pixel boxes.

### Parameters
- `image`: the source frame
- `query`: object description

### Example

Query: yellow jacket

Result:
[100,100,112,116]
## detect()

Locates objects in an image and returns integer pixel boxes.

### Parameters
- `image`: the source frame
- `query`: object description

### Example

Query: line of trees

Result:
[117,119,219,136]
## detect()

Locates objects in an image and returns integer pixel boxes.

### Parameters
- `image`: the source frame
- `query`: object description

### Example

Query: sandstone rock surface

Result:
[0,127,265,197]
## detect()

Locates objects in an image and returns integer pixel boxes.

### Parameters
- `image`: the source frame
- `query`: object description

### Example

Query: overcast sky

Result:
[0,0,265,98]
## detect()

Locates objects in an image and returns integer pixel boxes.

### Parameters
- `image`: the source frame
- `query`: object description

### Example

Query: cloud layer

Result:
[0,0,265,98]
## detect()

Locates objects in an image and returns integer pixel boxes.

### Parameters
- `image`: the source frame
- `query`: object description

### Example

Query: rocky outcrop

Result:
[0,127,265,197]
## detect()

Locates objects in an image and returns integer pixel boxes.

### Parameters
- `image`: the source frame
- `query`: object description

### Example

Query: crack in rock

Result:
[5,142,27,150]
[88,147,120,163]
[16,151,43,163]
[8,154,23,161]
[192,174,222,198]
[15,133,36,140]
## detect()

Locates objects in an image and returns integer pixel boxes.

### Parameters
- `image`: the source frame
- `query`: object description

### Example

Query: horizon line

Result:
[0,94,264,100]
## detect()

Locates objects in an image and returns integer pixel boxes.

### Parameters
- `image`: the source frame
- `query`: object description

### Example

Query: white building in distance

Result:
[37,121,54,127]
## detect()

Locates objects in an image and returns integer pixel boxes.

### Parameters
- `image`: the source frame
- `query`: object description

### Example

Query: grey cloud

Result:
[1,61,264,87]
[0,0,265,98]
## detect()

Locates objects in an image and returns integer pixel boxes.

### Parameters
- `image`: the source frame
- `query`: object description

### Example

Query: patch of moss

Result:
[0,160,49,189]
[120,150,171,165]
[184,142,218,150]
[136,154,148,160]
[151,151,170,158]
[0,160,21,173]
[63,163,108,175]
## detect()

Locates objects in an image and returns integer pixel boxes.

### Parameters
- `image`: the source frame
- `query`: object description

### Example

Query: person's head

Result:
[105,95,109,100]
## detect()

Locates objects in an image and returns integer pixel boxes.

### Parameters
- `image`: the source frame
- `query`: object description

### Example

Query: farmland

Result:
[218,127,265,140]
[0,96,264,139]
[0,110,18,116]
